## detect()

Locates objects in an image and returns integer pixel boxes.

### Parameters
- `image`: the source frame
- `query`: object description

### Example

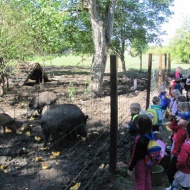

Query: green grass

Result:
[32,55,92,67]
[30,53,190,75]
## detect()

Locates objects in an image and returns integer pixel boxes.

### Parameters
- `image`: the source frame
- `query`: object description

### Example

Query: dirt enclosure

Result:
[0,66,171,190]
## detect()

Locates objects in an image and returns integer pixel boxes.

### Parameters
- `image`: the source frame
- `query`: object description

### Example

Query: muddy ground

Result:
[0,66,172,190]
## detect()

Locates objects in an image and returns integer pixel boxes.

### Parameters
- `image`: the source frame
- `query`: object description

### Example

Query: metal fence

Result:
[0,54,170,190]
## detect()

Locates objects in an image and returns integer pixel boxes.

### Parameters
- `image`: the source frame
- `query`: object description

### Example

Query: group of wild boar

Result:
[0,91,88,148]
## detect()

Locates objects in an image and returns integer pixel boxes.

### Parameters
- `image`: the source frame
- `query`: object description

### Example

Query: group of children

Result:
[127,66,190,190]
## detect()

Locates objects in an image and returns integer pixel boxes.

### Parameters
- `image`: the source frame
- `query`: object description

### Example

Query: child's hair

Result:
[178,102,190,112]
[130,103,141,114]
[159,84,166,92]
[153,131,163,141]
[176,66,182,72]
[136,114,152,135]
[177,95,187,103]
[152,96,160,105]
[186,121,190,135]
[171,89,181,97]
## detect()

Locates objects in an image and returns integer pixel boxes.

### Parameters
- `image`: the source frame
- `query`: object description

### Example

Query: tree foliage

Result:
[0,0,68,66]
[0,0,28,65]
[0,0,175,96]
[110,0,174,71]
[169,19,190,63]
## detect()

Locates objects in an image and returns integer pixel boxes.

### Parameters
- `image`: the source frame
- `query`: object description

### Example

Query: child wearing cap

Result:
[170,121,190,190]
[166,102,189,190]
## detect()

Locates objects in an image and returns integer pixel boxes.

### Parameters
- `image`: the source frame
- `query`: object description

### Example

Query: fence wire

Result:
[0,56,168,190]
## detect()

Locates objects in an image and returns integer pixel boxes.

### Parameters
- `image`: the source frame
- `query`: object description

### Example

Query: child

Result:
[187,90,190,102]
[158,84,171,114]
[169,89,181,118]
[169,67,183,96]
[184,68,190,100]
[150,96,163,131]
[166,105,189,190]
[170,67,183,80]
[173,78,183,94]
[170,121,190,190]
[177,95,188,103]
[128,115,152,190]
[128,103,141,138]
[127,103,141,153]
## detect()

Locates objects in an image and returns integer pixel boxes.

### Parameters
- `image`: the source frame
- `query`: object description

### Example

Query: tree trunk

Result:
[90,21,108,96]
[88,0,116,97]
[140,53,142,71]
[121,41,126,72]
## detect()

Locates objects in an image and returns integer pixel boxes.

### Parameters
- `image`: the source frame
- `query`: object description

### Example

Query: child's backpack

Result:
[145,108,158,125]
[144,132,162,167]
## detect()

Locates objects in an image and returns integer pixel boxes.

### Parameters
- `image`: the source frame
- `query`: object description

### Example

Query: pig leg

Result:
[51,130,60,144]
[71,130,78,140]
[43,132,50,148]
[3,125,5,133]
[8,125,16,133]
[37,107,43,115]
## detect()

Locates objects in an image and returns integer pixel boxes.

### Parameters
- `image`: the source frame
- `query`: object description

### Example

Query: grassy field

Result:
[32,54,190,76]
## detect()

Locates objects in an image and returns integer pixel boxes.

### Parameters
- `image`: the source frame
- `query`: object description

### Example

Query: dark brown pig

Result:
[0,113,23,133]
[40,104,88,148]
[28,91,58,116]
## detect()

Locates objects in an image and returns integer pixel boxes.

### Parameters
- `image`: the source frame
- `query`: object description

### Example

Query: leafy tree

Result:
[63,9,93,55]
[0,0,29,67]
[65,0,174,96]
[111,0,174,71]
[169,20,190,63]
[0,0,175,97]
[0,0,68,67]
[21,0,68,60]
[130,39,149,71]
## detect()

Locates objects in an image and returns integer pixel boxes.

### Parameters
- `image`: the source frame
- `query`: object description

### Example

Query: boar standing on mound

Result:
[28,91,58,117]
[40,104,88,148]
[0,113,23,133]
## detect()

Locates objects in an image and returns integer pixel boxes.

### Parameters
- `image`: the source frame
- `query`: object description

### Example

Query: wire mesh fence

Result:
[0,54,170,190]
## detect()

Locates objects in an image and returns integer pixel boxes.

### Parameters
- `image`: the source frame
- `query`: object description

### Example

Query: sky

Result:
[161,0,190,45]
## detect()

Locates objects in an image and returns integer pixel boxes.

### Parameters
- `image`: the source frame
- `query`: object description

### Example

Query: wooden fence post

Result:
[168,53,171,77]
[146,54,152,109]
[164,54,168,85]
[158,54,162,87]
[110,55,118,175]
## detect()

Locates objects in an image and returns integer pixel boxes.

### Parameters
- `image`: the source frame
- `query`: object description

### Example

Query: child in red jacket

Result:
[166,103,189,190]
[171,122,190,189]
